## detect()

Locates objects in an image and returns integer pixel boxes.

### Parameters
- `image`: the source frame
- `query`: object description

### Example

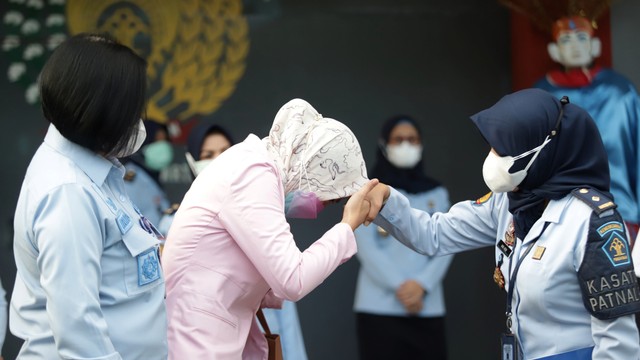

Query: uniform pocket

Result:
[122,226,165,296]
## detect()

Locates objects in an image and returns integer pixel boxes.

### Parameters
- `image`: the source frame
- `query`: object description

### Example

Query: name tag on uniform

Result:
[137,248,161,286]
[497,240,513,257]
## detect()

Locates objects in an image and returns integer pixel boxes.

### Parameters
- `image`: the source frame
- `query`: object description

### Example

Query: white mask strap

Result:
[512,135,552,172]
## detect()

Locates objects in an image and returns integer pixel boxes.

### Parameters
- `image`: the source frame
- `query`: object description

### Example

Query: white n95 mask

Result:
[115,119,146,158]
[386,142,422,169]
[482,136,551,193]
[185,152,212,177]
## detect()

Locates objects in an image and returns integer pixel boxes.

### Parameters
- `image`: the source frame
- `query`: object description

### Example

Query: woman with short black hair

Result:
[11,33,167,359]
[39,33,147,157]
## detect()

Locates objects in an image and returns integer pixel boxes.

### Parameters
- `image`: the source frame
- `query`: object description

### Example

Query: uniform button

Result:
[119,195,126,201]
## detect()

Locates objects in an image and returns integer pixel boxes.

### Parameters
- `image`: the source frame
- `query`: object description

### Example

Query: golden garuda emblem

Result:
[66,0,249,122]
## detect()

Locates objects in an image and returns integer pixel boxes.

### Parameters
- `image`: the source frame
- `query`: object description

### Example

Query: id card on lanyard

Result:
[501,333,518,360]
[501,222,550,360]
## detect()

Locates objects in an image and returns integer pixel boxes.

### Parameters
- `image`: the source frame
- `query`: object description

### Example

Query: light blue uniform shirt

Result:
[123,162,170,226]
[11,125,167,360]
[375,188,640,359]
[354,186,453,317]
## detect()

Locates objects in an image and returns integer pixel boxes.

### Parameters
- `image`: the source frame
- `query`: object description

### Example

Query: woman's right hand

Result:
[341,179,380,231]
[364,182,390,225]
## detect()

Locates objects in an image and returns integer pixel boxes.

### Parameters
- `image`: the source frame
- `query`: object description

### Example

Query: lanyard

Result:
[505,221,550,332]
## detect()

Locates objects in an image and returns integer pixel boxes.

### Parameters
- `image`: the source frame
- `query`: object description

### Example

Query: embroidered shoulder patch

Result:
[137,247,161,286]
[578,209,640,319]
[473,192,493,206]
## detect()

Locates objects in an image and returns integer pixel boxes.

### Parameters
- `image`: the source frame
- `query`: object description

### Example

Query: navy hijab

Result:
[186,122,235,160]
[370,115,441,194]
[470,88,611,240]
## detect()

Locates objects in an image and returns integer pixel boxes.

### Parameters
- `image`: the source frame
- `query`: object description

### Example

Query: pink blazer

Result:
[162,135,357,359]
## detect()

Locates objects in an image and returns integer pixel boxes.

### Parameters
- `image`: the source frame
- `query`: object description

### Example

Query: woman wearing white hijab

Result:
[162,99,375,359]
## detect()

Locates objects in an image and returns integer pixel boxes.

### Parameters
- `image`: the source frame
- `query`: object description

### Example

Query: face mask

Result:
[284,190,325,219]
[143,140,174,171]
[185,152,213,177]
[115,119,146,158]
[192,159,213,176]
[482,136,552,193]
[385,142,422,169]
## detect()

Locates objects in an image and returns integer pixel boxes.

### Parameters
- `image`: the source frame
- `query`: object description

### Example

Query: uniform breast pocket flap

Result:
[122,226,164,296]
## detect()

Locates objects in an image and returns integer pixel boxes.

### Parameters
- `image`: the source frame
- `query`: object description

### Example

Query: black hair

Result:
[40,32,147,156]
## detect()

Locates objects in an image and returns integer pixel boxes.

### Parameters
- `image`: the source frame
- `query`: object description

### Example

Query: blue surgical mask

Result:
[143,140,174,171]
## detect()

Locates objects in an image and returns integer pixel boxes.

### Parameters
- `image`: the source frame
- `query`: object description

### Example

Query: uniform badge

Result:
[598,221,631,267]
[493,266,505,289]
[376,226,389,237]
[505,221,515,247]
[574,187,640,320]
[124,169,136,181]
[474,192,493,206]
[532,246,546,260]
[116,210,133,235]
[105,198,119,215]
[137,247,161,286]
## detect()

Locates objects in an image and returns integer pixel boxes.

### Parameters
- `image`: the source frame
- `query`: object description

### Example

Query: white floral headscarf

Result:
[263,98,368,201]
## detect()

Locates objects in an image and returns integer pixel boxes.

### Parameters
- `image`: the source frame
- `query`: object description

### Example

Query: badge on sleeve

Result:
[474,192,493,206]
[574,188,640,319]
[137,247,161,286]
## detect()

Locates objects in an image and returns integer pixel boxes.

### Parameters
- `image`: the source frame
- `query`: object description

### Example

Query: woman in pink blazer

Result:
[162,99,375,359]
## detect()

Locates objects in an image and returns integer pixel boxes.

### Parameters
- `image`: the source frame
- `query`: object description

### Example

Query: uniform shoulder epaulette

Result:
[571,187,616,216]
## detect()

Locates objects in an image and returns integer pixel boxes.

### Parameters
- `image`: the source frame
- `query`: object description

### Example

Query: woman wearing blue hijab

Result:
[363,89,640,359]
[353,115,453,360]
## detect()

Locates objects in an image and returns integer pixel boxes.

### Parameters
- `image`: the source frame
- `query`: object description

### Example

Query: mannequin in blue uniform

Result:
[353,115,452,360]
[123,119,173,226]
[161,122,309,360]
[363,89,640,359]
[534,15,640,242]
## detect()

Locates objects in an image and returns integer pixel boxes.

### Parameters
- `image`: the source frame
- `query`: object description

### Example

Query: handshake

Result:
[340,179,390,231]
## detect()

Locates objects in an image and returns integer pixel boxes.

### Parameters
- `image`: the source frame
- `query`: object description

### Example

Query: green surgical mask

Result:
[143,140,174,171]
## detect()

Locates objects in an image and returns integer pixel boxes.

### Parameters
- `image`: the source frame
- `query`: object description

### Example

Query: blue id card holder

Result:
[501,333,520,360]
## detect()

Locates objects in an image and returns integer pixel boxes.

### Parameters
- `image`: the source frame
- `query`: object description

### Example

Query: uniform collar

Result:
[44,124,119,186]
[521,194,571,242]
